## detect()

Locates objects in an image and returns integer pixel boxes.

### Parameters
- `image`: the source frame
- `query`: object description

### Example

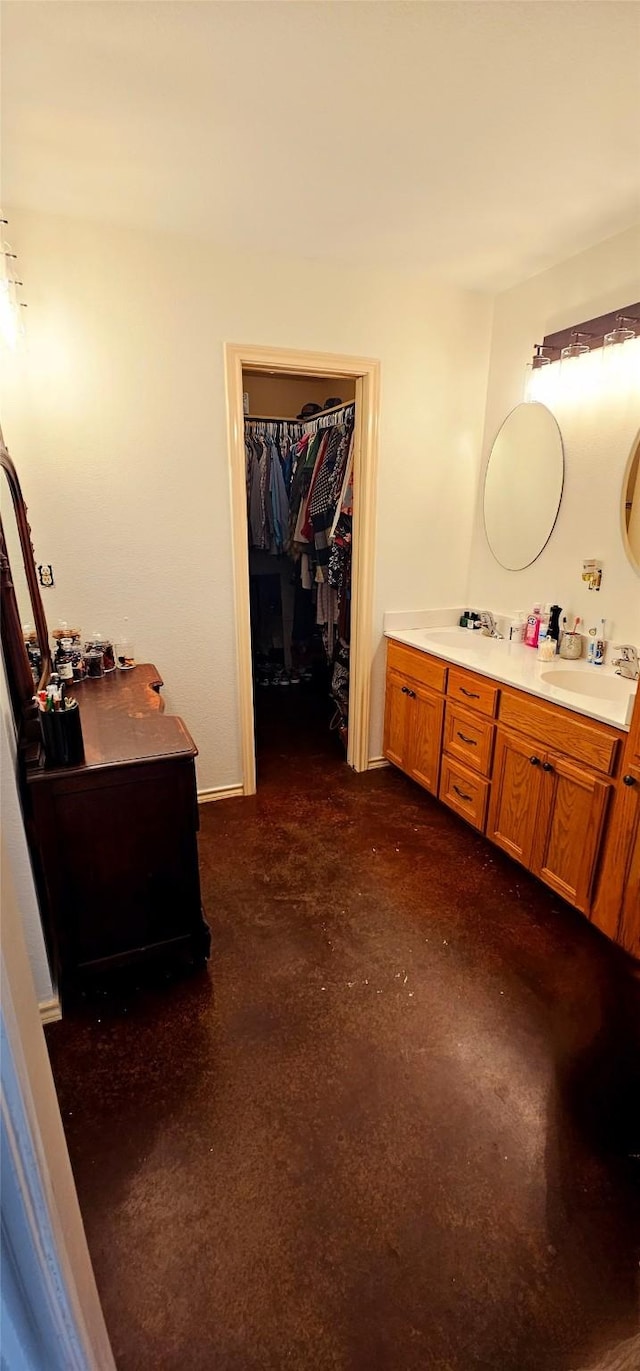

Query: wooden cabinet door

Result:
[617,766,640,956]
[383,670,412,769]
[532,753,611,914]
[406,682,445,795]
[487,728,543,867]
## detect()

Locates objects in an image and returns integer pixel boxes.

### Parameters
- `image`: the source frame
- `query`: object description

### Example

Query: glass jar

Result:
[115,639,135,670]
[85,633,115,673]
[86,647,105,678]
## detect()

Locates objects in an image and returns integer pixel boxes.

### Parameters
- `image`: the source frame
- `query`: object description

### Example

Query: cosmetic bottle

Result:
[524,606,542,648]
[509,612,525,644]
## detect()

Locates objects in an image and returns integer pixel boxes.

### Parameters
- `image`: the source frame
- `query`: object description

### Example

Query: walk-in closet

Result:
[243,369,356,773]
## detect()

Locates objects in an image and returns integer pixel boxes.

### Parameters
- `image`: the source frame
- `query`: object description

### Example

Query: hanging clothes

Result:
[245,402,356,743]
[245,418,301,554]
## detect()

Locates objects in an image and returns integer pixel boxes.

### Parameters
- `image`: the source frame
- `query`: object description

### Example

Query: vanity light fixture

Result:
[523,344,554,403]
[601,315,640,394]
[603,315,637,349]
[536,301,640,407]
[559,331,591,363]
[558,331,594,404]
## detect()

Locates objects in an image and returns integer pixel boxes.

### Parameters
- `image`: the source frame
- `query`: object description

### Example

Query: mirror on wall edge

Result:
[622,429,640,577]
[483,402,564,572]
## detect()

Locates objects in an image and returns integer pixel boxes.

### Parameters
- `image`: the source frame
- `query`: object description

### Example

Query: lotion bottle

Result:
[509,612,525,644]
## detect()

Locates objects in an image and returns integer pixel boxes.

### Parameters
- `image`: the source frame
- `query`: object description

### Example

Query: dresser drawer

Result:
[444,702,494,777]
[446,667,498,718]
[387,640,447,694]
[499,687,621,776]
[439,756,490,832]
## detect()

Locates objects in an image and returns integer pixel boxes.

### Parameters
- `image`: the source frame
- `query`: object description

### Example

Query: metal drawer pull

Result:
[530,756,540,766]
[460,687,480,699]
[457,731,477,745]
[623,774,637,787]
[453,783,473,803]
[542,762,554,773]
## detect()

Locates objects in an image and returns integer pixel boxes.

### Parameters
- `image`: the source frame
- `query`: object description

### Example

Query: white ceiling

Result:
[2,0,639,291]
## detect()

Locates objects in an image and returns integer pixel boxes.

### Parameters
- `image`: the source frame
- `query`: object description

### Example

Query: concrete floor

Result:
[46,691,640,1370]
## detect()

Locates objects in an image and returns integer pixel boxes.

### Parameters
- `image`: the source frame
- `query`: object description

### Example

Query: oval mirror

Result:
[483,402,564,571]
[622,430,640,576]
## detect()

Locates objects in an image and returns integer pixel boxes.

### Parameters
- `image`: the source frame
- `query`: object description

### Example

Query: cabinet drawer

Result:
[499,688,621,776]
[444,703,494,777]
[439,756,489,832]
[387,640,447,694]
[447,667,498,718]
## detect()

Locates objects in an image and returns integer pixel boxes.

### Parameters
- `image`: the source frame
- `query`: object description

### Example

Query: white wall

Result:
[0,663,53,1004]
[2,210,493,779]
[467,227,640,644]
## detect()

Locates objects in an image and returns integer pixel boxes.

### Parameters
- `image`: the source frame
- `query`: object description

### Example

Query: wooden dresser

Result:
[1,436,209,1003]
[25,665,210,995]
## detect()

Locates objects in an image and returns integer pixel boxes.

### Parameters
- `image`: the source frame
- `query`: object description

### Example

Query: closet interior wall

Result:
[244,382,355,751]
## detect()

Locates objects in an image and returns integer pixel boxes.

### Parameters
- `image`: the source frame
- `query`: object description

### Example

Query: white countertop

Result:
[384,622,637,731]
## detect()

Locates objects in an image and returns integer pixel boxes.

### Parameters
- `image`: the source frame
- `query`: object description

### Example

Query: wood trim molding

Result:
[367,756,390,770]
[39,996,62,1025]
[197,784,245,804]
[224,343,380,793]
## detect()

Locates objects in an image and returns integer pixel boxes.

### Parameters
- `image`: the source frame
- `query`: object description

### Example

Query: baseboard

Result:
[198,784,245,804]
[368,756,390,770]
[39,995,62,1025]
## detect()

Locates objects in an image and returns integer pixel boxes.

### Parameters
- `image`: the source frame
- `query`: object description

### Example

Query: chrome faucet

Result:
[612,645,639,680]
[479,610,503,639]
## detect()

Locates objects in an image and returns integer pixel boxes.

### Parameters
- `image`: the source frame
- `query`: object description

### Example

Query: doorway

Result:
[224,344,380,795]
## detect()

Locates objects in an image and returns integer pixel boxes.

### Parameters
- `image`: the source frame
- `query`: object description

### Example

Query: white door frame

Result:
[224,343,380,796]
[1,838,116,1370]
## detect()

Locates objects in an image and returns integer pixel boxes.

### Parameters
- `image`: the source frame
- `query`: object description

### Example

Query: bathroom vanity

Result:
[383,627,639,957]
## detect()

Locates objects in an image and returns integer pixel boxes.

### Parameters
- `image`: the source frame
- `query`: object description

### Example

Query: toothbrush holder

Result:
[559,632,583,661]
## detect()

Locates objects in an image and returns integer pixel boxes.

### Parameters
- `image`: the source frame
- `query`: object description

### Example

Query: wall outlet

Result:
[37,564,54,588]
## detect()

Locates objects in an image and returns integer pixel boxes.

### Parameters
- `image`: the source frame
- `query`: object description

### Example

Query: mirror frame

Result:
[620,426,640,578]
[482,402,565,572]
[0,429,51,746]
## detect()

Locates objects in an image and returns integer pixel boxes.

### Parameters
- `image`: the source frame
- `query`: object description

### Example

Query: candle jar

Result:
[85,633,115,672]
[86,647,105,678]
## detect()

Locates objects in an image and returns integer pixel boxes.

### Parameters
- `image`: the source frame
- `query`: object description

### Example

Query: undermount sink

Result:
[539,668,637,703]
